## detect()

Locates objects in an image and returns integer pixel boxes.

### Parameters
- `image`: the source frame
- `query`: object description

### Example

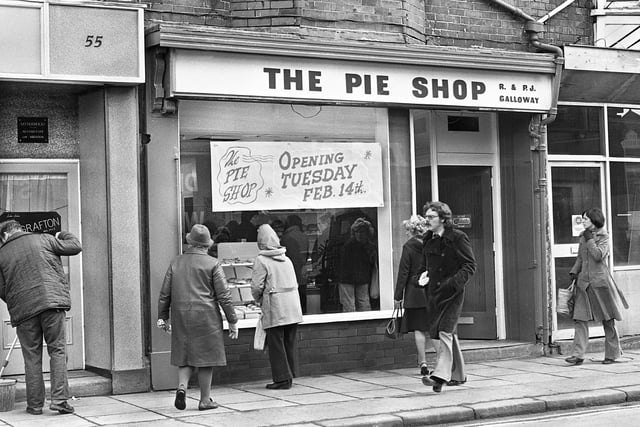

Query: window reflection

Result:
[548,106,603,155]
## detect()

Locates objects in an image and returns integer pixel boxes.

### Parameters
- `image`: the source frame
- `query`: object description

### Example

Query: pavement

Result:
[1,345,640,426]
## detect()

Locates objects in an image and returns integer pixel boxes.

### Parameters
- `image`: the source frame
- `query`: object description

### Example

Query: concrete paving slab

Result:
[340,387,413,399]
[283,392,358,405]
[246,383,324,397]
[222,398,298,411]
[85,410,167,425]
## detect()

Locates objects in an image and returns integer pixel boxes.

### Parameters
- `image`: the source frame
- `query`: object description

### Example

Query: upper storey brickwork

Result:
[144,0,593,51]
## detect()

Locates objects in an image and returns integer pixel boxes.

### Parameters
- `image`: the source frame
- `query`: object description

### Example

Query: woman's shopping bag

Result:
[557,280,576,316]
[384,307,403,339]
[253,315,266,350]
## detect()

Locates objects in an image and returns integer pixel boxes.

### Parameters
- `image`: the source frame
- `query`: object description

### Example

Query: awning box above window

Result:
[560,44,640,104]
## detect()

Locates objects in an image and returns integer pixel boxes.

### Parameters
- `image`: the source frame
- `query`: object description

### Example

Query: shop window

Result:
[179,101,387,316]
[548,106,603,155]
[610,162,640,265]
[608,107,640,158]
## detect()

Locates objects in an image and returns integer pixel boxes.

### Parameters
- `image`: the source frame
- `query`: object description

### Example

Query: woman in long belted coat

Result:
[565,208,628,366]
[157,224,239,411]
[394,215,434,375]
[418,201,476,393]
[252,224,304,390]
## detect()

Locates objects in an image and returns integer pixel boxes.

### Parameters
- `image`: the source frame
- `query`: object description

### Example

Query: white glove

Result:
[228,323,239,339]
[418,271,429,287]
[156,319,171,333]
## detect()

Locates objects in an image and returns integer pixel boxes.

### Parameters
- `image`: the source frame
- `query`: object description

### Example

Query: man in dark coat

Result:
[417,202,476,393]
[280,215,309,313]
[0,220,82,415]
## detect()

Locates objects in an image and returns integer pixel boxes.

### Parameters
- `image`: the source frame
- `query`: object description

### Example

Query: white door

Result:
[549,163,606,341]
[0,161,83,374]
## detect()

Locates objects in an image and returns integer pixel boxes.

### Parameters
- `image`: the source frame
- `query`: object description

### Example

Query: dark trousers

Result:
[16,309,69,410]
[266,324,298,383]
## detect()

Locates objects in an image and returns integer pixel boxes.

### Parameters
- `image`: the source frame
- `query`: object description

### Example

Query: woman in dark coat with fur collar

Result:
[418,201,476,393]
[394,215,434,375]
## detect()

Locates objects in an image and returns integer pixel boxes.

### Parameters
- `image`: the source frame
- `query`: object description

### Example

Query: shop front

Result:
[144,24,560,388]
[0,0,148,393]
[549,44,640,343]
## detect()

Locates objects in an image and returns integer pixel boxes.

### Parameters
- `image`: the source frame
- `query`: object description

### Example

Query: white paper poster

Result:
[210,142,384,212]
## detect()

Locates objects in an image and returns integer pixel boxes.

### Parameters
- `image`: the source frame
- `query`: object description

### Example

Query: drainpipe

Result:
[524,20,564,354]
[485,0,565,351]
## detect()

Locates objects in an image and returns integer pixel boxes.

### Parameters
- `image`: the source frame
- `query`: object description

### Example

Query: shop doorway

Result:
[0,161,83,375]
[438,166,497,339]
[549,164,605,341]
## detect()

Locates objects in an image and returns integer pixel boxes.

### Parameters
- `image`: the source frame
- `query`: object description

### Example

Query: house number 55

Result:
[85,35,103,48]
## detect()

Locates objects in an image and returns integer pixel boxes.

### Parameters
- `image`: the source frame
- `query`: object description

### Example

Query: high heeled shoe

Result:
[419,362,430,376]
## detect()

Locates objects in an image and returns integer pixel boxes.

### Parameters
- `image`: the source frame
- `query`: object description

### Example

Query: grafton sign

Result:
[210,142,383,212]
[172,50,552,112]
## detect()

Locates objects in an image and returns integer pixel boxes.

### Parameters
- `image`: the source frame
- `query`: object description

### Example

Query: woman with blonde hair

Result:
[394,214,434,375]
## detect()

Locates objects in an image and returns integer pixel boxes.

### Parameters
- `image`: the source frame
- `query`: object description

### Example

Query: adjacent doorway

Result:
[0,161,84,375]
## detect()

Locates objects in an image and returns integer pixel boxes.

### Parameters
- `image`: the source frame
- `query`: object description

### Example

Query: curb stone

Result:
[396,406,475,426]
[469,397,546,419]
[541,389,627,411]
[613,384,640,401]
[317,414,403,427]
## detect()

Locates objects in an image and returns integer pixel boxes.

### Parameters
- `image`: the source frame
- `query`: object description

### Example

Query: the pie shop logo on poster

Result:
[211,142,384,212]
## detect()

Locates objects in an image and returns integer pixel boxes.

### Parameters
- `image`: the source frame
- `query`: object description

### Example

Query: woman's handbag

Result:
[384,307,403,339]
[557,280,576,316]
[253,315,266,350]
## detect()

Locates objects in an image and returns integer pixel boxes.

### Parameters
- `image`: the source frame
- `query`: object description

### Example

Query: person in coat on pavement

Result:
[157,224,239,411]
[0,220,82,415]
[252,224,304,390]
[418,201,476,393]
[394,214,434,376]
[565,207,628,366]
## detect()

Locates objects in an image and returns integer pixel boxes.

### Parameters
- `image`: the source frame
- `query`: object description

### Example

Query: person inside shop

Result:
[271,219,286,238]
[208,226,231,259]
[419,201,476,393]
[338,217,377,312]
[251,224,304,390]
[394,214,435,376]
[0,220,82,415]
[281,214,309,313]
[234,211,259,242]
[565,207,628,366]
[157,224,239,411]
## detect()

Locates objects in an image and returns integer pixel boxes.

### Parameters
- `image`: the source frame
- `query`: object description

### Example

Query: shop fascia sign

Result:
[210,142,383,212]
[172,50,552,112]
[0,0,144,83]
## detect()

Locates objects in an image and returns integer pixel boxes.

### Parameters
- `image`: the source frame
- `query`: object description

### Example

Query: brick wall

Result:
[213,319,420,384]
[424,0,593,50]
[145,0,593,51]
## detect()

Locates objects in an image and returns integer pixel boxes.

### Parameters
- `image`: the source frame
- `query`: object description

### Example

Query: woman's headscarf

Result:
[257,224,287,260]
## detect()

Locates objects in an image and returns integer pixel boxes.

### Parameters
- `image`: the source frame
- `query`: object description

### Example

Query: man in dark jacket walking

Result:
[0,220,82,415]
[417,202,476,393]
